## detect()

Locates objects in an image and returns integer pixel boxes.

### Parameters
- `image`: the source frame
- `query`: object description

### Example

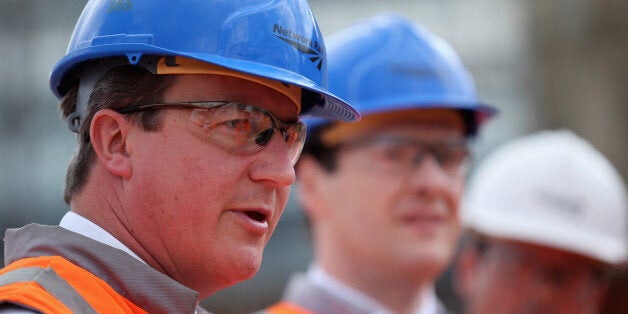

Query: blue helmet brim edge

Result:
[304,101,497,137]
[49,45,361,122]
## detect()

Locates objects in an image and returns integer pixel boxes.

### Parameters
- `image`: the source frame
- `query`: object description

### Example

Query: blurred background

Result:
[1,0,626,313]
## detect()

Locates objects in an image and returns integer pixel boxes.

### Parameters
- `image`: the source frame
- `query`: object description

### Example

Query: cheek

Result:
[440,174,465,221]
[270,186,290,226]
[131,133,243,218]
[137,155,218,204]
[327,175,393,232]
[154,131,241,185]
[472,261,523,310]
[449,172,465,199]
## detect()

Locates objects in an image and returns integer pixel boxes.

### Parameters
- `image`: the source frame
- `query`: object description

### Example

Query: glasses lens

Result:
[431,142,469,170]
[188,103,306,164]
[284,122,306,165]
[189,105,267,151]
[255,128,275,146]
[341,134,468,174]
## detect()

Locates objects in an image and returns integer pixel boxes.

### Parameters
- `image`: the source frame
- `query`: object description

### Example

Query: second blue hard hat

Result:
[308,13,496,136]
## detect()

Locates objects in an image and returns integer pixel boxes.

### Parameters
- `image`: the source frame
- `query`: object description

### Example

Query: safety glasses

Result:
[340,133,469,176]
[116,101,306,165]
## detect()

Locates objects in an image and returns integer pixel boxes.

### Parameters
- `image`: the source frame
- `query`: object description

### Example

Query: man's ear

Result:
[90,109,133,180]
[295,156,331,220]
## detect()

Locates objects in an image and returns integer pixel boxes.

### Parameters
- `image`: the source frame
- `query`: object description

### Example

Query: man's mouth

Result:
[244,210,268,223]
[400,208,447,229]
[231,208,272,236]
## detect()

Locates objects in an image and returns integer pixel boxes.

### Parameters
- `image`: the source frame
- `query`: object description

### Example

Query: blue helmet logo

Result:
[273,24,323,70]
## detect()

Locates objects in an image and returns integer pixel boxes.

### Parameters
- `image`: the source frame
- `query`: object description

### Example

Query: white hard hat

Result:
[462,129,628,264]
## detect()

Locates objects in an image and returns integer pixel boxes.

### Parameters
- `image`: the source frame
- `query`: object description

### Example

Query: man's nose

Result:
[249,132,296,187]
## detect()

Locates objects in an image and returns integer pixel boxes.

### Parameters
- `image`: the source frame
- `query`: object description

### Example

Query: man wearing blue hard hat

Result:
[0,0,357,313]
[261,13,495,314]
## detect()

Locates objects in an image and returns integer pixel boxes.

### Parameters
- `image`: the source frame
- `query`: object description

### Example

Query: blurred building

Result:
[0,0,626,313]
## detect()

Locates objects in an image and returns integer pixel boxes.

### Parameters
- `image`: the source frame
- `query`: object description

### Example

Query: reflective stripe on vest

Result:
[0,256,147,313]
[0,267,97,313]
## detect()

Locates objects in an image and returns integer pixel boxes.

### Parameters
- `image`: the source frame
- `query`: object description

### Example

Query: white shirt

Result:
[308,265,440,314]
[59,211,146,263]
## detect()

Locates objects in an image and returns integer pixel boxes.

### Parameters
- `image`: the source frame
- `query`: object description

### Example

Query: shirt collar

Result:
[308,264,439,314]
[59,211,146,264]
[308,265,393,314]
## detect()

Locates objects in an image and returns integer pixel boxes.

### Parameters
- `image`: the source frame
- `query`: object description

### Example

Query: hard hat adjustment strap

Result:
[67,54,160,135]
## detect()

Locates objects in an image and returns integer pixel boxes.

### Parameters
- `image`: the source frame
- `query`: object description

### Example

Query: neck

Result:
[70,168,165,275]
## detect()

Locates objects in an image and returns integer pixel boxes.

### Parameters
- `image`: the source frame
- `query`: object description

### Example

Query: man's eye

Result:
[223,119,252,133]
[436,148,467,166]
[434,149,454,164]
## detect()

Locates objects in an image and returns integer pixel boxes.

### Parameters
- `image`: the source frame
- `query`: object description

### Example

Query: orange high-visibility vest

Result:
[0,255,147,313]
[262,301,317,314]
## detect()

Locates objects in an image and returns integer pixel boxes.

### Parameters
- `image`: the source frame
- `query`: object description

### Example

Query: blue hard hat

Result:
[307,13,495,136]
[50,0,359,124]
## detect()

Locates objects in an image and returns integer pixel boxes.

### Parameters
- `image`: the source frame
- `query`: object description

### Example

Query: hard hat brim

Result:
[50,44,360,122]
[304,101,496,136]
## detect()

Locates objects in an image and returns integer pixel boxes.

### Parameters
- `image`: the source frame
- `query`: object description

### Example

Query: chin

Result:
[228,251,264,282]
[198,259,262,298]
[404,244,455,271]
[237,261,262,282]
